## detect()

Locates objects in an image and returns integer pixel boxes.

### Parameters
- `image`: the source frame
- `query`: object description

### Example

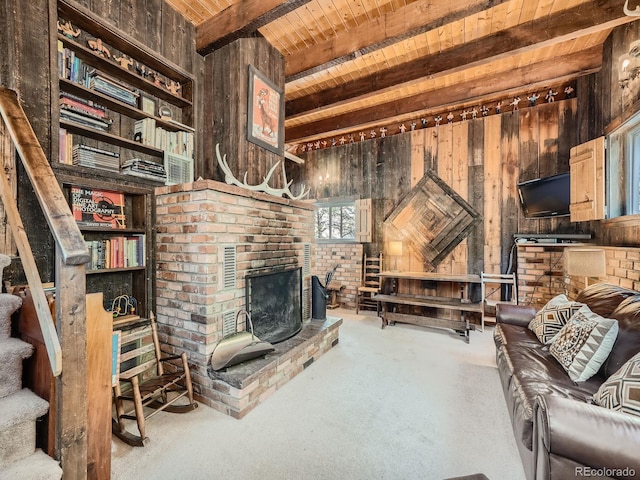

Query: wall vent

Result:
[164,152,194,185]
[223,245,236,290]
[222,310,236,337]
[303,243,311,276]
[303,287,310,320]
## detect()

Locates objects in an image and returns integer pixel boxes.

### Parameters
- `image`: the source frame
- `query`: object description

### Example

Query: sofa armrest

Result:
[496,303,536,328]
[535,394,640,478]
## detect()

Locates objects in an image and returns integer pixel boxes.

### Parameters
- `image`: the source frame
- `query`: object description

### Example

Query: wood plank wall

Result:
[300,98,582,277]
[204,37,286,186]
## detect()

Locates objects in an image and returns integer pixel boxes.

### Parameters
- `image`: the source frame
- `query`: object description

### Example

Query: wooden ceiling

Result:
[164,0,640,147]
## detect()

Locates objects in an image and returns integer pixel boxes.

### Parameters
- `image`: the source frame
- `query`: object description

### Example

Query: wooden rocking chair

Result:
[112,313,197,446]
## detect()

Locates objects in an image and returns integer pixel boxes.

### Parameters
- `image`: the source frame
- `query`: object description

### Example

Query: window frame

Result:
[607,109,640,219]
[314,197,357,243]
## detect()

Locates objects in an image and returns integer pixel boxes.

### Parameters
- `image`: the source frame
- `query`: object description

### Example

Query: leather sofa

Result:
[494,283,640,480]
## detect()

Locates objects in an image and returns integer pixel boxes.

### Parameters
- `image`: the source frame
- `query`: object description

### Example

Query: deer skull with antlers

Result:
[216,143,309,200]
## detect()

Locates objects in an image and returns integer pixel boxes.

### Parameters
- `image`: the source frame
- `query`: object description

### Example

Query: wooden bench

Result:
[112,313,197,446]
[373,293,478,342]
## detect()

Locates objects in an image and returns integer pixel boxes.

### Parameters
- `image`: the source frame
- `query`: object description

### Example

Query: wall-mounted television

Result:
[517,172,571,218]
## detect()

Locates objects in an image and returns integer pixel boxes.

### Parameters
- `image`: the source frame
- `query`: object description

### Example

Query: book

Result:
[61,108,112,130]
[71,186,126,229]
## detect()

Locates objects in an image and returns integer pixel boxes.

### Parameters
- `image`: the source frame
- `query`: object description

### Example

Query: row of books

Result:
[121,158,167,182]
[59,132,168,183]
[134,118,194,158]
[88,72,139,107]
[85,235,145,271]
[61,107,112,131]
[58,43,88,84]
[58,42,139,106]
[60,92,106,118]
[72,144,120,172]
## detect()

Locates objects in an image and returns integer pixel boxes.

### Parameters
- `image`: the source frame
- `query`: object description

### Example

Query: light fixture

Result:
[565,248,606,288]
[389,241,403,272]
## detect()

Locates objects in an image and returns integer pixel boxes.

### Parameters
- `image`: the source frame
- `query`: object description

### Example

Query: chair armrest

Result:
[496,303,536,328]
[535,394,640,475]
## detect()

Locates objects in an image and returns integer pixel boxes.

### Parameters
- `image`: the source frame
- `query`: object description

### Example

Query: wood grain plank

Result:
[196,0,313,54]
[483,114,502,273]
[518,106,540,233]
[451,121,469,275]
[436,122,454,312]
[284,0,513,79]
[500,112,519,272]
[467,118,485,275]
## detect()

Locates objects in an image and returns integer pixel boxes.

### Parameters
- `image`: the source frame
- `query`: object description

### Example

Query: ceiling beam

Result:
[284,46,602,143]
[284,0,510,80]
[196,0,312,55]
[285,0,632,119]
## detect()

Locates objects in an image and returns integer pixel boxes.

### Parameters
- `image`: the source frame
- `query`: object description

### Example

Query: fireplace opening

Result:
[245,267,303,344]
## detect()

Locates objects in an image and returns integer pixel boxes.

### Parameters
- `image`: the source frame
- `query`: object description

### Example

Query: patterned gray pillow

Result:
[594,352,640,418]
[528,294,583,344]
[550,305,619,382]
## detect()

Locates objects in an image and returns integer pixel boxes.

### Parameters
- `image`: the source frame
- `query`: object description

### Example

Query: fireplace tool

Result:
[210,310,274,371]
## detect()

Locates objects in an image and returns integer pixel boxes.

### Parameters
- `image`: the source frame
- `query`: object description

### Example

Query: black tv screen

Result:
[517,173,571,218]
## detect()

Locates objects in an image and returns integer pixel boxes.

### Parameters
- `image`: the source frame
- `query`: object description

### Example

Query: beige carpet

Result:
[111,309,525,480]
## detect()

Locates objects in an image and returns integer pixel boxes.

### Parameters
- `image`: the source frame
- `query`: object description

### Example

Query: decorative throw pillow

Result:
[593,352,640,418]
[528,294,583,344]
[549,305,619,382]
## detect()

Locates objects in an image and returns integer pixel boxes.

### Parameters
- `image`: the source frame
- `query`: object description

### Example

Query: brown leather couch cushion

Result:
[575,283,638,317]
[495,324,601,450]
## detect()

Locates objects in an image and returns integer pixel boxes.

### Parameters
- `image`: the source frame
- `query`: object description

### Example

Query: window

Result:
[315,202,356,241]
[607,110,640,218]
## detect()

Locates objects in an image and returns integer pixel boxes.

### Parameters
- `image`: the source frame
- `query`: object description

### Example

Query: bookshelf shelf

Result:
[61,119,164,157]
[78,226,146,234]
[86,266,146,275]
[59,79,191,132]
[57,34,192,108]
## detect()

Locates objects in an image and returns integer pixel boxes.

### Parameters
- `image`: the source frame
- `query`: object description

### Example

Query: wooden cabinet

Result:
[55,0,195,185]
[52,0,198,316]
[569,136,605,222]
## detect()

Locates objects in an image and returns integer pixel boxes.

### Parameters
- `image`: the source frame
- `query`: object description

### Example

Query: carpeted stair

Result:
[0,292,62,480]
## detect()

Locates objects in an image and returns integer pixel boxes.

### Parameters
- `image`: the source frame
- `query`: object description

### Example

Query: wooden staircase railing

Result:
[0,86,90,479]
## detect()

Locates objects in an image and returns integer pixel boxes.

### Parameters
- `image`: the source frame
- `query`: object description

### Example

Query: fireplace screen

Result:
[245,267,302,344]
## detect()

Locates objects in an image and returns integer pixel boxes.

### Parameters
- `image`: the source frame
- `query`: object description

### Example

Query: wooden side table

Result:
[326,282,344,309]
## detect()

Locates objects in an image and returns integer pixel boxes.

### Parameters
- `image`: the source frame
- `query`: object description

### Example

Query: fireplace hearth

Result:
[246,267,302,344]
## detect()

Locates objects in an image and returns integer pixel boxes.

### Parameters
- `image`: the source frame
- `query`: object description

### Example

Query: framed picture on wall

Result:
[247,65,284,155]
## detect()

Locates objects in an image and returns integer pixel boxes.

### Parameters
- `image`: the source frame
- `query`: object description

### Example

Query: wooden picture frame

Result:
[138,93,156,116]
[247,65,284,155]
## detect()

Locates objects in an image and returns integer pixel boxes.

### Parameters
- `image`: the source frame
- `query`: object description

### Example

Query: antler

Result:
[624,0,640,16]
[216,144,309,200]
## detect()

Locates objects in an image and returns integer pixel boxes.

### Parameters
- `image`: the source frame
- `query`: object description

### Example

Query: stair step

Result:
[0,449,62,480]
[0,293,23,340]
[0,389,49,468]
[0,338,34,399]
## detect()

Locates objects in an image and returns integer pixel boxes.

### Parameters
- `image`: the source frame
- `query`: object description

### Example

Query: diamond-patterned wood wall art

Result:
[384,170,481,271]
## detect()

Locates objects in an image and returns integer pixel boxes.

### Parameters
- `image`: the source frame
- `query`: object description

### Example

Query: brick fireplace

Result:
[154,180,342,418]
